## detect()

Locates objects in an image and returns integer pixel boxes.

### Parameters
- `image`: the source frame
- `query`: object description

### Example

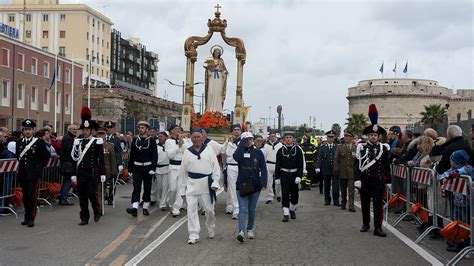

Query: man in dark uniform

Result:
[126,121,158,217]
[300,130,317,190]
[104,121,123,204]
[71,107,106,225]
[316,130,339,206]
[275,132,304,222]
[16,119,51,227]
[355,104,391,237]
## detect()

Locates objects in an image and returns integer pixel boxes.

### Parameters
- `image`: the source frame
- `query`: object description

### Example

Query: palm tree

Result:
[345,113,368,136]
[420,104,446,129]
[331,123,342,138]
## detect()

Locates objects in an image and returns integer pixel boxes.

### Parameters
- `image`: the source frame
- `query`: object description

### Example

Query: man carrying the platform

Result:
[178,129,221,244]
[16,119,50,227]
[151,131,170,210]
[355,104,391,237]
[263,131,283,203]
[126,121,158,217]
[221,124,242,219]
[275,132,304,222]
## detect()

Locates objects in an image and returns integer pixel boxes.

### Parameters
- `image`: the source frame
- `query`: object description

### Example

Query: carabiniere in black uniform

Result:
[16,119,51,227]
[126,121,158,217]
[72,107,105,226]
[354,104,391,237]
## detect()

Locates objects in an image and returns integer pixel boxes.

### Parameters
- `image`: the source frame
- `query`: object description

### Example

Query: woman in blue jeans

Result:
[233,132,267,243]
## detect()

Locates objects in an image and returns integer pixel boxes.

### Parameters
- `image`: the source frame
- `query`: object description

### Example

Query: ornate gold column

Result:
[233,59,244,124]
[182,58,194,131]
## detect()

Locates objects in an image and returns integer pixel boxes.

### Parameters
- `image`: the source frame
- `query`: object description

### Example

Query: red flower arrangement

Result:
[191,112,231,133]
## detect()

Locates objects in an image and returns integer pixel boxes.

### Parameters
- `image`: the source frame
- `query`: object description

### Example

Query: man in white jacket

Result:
[220,124,242,219]
[263,131,283,203]
[165,125,191,217]
[178,129,221,244]
[151,131,170,210]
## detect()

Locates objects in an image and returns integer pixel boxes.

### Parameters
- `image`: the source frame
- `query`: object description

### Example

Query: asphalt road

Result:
[0,182,447,265]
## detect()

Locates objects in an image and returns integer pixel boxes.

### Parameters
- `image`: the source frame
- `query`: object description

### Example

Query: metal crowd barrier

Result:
[0,159,19,218]
[37,157,62,207]
[388,164,473,265]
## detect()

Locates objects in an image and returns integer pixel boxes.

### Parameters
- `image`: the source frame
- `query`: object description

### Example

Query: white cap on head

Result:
[241,132,254,139]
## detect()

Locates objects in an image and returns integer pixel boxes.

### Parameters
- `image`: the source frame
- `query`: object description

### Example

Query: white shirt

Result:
[155,140,169,174]
[263,141,283,171]
[221,139,240,165]
[165,137,191,170]
[178,145,221,197]
[205,138,222,157]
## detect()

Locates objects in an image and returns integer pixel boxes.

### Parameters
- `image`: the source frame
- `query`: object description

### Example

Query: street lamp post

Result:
[165,79,203,105]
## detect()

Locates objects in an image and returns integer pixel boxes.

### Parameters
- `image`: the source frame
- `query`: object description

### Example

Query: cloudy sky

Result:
[2,0,472,130]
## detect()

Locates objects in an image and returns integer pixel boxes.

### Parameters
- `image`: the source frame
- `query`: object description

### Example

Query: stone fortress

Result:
[347,78,474,129]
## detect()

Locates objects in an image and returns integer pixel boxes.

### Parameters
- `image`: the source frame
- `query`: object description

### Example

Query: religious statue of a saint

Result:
[204,45,228,113]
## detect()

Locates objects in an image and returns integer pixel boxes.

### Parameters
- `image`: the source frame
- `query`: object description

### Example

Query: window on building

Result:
[26,14,31,22]
[91,50,94,62]
[86,48,89,60]
[86,32,89,40]
[92,34,94,42]
[60,31,66,38]
[65,93,70,107]
[43,88,49,112]
[42,46,48,52]
[1,48,9,67]
[98,21,100,29]
[92,18,95,27]
[102,24,105,31]
[106,56,109,65]
[43,31,48,39]
[106,71,108,78]
[101,69,104,77]
[101,55,104,65]
[60,14,66,21]
[107,42,109,49]
[91,66,94,73]
[59,46,65,57]
[17,83,24,109]
[9,14,15,22]
[1,79,11,107]
[17,53,24,71]
[43,62,50,78]
[26,30,31,38]
[96,68,99,75]
[102,39,104,47]
[31,58,37,75]
[43,14,49,22]
[97,53,99,62]
[31,86,37,105]
[65,68,70,84]
[97,37,99,45]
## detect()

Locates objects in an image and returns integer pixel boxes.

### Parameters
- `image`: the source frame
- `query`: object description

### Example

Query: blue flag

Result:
[48,63,57,90]
[379,62,384,74]
[403,61,408,73]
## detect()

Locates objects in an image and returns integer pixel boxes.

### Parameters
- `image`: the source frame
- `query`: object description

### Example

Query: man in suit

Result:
[316,130,339,206]
[16,119,51,227]
[334,130,357,212]
[104,121,123,174]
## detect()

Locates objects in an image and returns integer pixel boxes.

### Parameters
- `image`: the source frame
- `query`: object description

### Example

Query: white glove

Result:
[118,165,123,172]
[275,179,281,185]
[71,176,77,183]
[354,180,362,189]
[128,172,133,178]
[148,170,156,175]
[100,175,106,182]
[386,183,392,191]
[295,177,301,184]
[211,182,220,191]
[316,168,321,173]
[73,139,80,145]
[303,169,308,175]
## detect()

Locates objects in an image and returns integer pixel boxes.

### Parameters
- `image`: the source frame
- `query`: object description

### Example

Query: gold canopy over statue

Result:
[181,4,246,132]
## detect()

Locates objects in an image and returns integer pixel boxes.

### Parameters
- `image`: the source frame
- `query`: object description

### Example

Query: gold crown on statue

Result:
[208,5,227,33]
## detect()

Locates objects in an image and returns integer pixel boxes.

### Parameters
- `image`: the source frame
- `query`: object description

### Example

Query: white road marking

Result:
[354,201,443,266]
[125,189,224,266]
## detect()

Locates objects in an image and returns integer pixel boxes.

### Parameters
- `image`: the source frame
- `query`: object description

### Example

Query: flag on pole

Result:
[392,61,397,73]
[379,62,384,74]
[403,61,408,73]
[48,63,58,90]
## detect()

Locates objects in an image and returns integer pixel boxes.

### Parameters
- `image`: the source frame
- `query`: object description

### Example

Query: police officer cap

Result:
[158,131,168,137]
[22,119,36,128]
[325,130,335,137]
[282,131,296,137]
[168,124,179,132]
[104,121,115,128]
[343,129,354,137]
[137,121,150,127]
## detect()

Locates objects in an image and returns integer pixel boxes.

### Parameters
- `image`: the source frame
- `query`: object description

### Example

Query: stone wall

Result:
[347,78,474,129]
[88,88,181,132]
